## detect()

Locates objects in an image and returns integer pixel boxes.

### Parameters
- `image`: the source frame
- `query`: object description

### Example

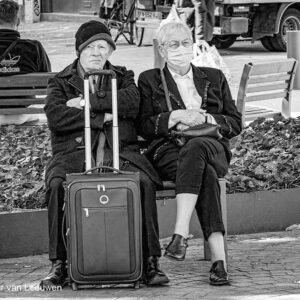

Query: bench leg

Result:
[204,178,228,262]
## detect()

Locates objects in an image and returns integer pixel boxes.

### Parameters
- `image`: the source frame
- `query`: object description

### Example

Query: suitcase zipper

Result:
[82,206,127,218]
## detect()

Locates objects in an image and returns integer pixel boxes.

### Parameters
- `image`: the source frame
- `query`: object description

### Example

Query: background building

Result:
[41,0,100,14]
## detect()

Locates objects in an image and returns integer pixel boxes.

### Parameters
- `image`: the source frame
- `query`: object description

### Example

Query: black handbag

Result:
[160,69,222,147]
[171,123,223,147]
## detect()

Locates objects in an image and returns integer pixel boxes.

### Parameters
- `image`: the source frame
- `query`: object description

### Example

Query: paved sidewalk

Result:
[1,231,300,299]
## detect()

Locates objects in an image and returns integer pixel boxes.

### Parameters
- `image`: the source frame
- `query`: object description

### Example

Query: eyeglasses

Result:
[161,39,193,50]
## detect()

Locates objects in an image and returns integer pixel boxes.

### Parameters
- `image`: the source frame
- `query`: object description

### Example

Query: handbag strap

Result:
[160,68,173,112]
[0,39,19,62]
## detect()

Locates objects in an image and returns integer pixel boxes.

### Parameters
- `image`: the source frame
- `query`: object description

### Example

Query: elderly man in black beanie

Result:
[40,20,169,289]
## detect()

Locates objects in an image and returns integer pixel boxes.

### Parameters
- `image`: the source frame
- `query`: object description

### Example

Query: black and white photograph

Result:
[1,0,300,299]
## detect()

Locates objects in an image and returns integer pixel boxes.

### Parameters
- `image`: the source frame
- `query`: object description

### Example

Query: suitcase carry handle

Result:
[84,70,119,172]
[84,70,116,79]
[83,166,135,175]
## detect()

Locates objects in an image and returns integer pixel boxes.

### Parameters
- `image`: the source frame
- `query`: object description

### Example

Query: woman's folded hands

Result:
[169,109,207,130]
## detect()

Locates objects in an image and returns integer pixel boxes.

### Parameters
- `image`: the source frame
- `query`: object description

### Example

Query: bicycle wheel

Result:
[107,19,123,42]
[134,24,144,47]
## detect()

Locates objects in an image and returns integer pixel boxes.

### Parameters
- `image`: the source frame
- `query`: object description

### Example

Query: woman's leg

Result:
[174,137,228,252]
[174,138,218,239]
[152,143,198,238]
[156,138,230,284]
[189,141,230,285]
[208,232,226,268]
[208,233,229,286]
[154,138,227,256]
[191,144,228,265]
[174,193,197,238]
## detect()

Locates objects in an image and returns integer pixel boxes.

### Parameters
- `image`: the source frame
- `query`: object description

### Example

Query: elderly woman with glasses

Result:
[137,21,242,285]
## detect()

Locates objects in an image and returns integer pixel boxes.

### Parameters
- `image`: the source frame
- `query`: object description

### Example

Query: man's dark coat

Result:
[45,59,161,187]
[137,64,243,161]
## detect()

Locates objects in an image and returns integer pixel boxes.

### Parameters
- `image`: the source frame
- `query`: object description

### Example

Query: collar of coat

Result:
[56,59,125,94]
[160,63,210,110]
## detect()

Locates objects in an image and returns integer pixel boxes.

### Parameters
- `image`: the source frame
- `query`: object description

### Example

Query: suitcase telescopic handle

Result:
[84,70,116,79]
[83,70,119,173]
[83,166,135,175]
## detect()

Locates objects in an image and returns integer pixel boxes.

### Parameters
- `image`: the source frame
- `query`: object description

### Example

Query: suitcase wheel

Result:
[134,281,140,289]
[71,282,78,291]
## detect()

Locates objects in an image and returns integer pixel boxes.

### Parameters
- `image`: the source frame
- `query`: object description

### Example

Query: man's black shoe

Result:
[40,260,67,289]
[164,234,188,261]
[209,260,230,286]
[143,256,169,286]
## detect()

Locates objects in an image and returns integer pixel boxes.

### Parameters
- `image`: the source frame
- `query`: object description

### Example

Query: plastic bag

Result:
[99,0,115,9]
[160,4,184,26]
[192,40,231,82]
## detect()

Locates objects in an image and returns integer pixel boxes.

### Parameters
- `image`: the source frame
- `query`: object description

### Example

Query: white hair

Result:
[156,21,192,45]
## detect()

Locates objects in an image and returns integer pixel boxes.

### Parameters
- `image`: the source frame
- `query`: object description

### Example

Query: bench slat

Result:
[0,107,44,114]
[245,111,276,116]
[245,91,287,102]
[245,108,275,115]
[244,112,278,121]
[0,73,55,88]
[156,190,175,199]
[0,98,45,106]
[0,72,55,115]
[248,74,290,84]
[0,89,47,97]
[246,82,288,93]
[249,59,296,76]
[244,106,271,112]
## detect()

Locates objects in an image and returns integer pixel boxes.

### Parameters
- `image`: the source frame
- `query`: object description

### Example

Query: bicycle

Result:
[104,0,137,45]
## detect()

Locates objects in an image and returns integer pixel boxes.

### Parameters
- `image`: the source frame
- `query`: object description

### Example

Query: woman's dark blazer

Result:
[137,64,243,161]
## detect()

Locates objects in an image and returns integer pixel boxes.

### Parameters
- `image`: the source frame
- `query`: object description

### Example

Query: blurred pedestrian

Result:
[177,0,215,43]
[0,0,51,75]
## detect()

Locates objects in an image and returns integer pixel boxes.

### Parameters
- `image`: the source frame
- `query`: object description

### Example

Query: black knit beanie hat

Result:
[75,20,116,55]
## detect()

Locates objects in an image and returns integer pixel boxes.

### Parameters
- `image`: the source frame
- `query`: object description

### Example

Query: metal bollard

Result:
[287,31,300,90]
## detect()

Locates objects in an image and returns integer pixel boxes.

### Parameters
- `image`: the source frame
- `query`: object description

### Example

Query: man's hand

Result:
[66,96,82,110]
[104,113,113,123]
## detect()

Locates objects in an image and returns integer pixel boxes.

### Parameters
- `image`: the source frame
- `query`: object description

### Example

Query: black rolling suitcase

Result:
[64,70,142,290]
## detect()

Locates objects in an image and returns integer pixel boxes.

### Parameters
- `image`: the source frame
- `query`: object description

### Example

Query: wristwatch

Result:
[79,98,85,107]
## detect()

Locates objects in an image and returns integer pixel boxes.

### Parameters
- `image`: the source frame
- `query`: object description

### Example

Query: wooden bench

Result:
[0,72,56,115]
[0,71,226,261]
[236,58,298,124]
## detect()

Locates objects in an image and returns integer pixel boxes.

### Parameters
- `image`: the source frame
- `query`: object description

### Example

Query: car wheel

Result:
[210,35,238,49]
[271,8,300,51]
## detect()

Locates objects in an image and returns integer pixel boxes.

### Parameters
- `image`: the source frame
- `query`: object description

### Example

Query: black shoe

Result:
[143,256,169,286]
[209,260,230,286]
[40,260,67,289]
[164,234,188,261]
